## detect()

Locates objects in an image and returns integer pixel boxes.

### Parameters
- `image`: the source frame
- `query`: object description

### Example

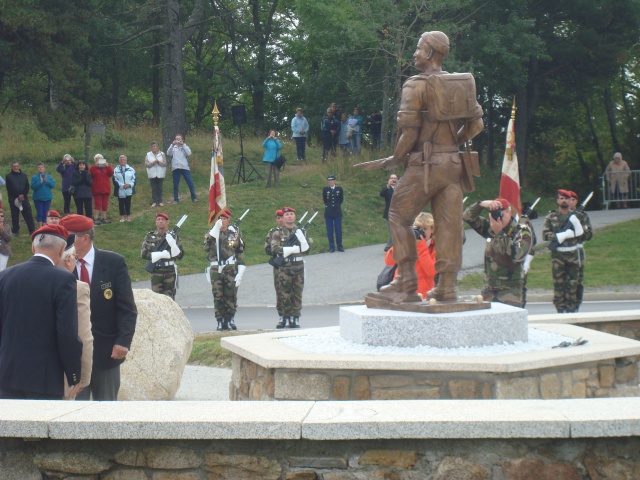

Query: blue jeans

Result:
[325,215,343,250]
[34,199,52,223]
[172,169,197,201]
[349,133,362,156]
[294,137,307,160]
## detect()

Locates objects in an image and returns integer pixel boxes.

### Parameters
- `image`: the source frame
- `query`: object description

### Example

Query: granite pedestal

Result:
[340,303,528,348]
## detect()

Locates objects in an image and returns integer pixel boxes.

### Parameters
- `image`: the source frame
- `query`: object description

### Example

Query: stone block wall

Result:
[229,353,640,401]
[2,437,640,479]
[578,320,640,342]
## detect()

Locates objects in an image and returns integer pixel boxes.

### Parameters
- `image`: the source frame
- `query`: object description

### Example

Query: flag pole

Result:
[209,101,227,226]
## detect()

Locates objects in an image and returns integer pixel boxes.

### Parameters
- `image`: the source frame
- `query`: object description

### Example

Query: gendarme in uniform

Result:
[204,209,246,331]
[141,212,184,300]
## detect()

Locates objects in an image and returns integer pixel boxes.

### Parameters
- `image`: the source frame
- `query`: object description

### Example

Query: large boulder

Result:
[119,289,194,400]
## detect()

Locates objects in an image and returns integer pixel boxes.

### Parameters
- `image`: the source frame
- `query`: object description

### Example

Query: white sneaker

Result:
[159,202,164,207]
[151,203,157,207]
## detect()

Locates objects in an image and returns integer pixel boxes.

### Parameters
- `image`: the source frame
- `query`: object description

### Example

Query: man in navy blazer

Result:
[0,225,83,399]
[60,214,137,401]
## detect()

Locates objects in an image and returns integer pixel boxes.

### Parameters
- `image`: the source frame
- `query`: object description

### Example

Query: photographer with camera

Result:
[383,212,437,299]
[463,198,533,308]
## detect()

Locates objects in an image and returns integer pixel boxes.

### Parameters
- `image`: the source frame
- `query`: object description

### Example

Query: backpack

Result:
[376,264,397,291]
[420,73,483,122]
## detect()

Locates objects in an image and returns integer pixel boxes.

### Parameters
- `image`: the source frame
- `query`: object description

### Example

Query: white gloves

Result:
[569,215,584,236]
[523,254,534,274]
[165,234,181,257]
[151,250,171,263]
[295,229,309,252]
[234,265,246,287]
[209,218,222,238]
[283,246,301,258]
[555,229,575,245]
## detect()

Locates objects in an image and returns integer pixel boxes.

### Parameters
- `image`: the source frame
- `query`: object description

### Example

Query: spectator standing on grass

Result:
[145,141,167,207]
[31,162,56,228]
[348,107,363,156]
[113,155,136,223]
[167,134,197,203]
[0,209,12,271]
[5,161,36,237]
[262,129,281,188]
[71,160,93,218]
[89,154,113,225]
[56,154,78,214]
[368,110,383,150]
[338,113,350,155]
[291,108,309,162]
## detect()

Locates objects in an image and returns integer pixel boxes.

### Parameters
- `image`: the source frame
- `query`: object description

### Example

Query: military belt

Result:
[555,245,579,252]
[431,144,459,153]
[157,260,175,267]
[211,257,236,267]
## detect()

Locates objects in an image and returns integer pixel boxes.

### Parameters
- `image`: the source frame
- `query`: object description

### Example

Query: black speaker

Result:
[231,105,247,125]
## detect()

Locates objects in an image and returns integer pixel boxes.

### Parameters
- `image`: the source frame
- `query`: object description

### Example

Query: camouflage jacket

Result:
[204,226,245,267]
[269,225,310,263]
[264,226,278,256]
[141,230,184,272]
[463,203,533,285]
[542,210,592,250]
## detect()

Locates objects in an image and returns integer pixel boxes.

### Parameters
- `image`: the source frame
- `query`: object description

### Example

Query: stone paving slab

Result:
[0,401,89,438]
[552,398,640,438]
[529,309,640,324]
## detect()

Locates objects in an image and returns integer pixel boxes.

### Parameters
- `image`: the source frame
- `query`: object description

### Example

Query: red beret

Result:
[567,191,578,200]
[282,207,296,213]
[31,224,69,242]
[557,189,572,198]
[46,210,60,218]
[59,214,94,232]
[220,209,232,219]
[156,212,169,220]
[494,198,510,210]
[275,209,283,217]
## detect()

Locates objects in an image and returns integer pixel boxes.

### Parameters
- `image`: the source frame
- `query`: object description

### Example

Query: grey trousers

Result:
[76,366,121,401]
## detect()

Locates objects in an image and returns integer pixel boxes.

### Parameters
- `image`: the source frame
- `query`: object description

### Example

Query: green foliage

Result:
[100,131,127,150]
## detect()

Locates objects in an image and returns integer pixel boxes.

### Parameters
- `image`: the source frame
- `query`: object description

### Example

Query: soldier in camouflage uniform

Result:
[463,198,533,307]
[265,209,285,326]
[542,190,591,313]
[141,212,184,300]
[268,207,310,328]
[568,190,593,308]
[204,209,246,331]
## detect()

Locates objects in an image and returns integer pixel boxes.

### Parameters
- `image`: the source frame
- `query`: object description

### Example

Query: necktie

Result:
[79,259,90,285]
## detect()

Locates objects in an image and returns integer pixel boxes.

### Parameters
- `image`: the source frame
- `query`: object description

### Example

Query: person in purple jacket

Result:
[56,154,78,214]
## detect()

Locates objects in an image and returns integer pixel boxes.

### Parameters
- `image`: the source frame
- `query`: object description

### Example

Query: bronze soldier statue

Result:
[370,31,484,304]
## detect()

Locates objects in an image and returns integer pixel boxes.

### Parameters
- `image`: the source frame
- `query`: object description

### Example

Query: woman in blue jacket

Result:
[31,162,56,227]
[348,107,364,156]
[262,129,282,188]
[114,155,137,222]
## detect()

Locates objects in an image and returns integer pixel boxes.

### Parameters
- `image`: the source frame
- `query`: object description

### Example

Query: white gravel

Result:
[277,327,575,357]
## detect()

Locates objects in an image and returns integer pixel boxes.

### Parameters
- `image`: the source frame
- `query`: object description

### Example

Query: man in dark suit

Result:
[0,225,82,399]
[323,174,344,252]
[60,214,137,401]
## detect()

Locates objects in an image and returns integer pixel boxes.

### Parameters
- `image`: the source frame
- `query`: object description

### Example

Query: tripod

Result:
[231,124,262,184]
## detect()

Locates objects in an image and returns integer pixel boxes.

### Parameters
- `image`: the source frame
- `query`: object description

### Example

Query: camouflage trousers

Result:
[150,271,177,300]
[482,280,524,308]
[276,262,304,317]
[273,267,283,316]
[210,266,238,319]
[551,250,582,312]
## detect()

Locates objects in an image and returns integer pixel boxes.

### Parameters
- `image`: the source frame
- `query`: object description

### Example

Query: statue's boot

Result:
[378,270,422,303]
[426,273,458,302]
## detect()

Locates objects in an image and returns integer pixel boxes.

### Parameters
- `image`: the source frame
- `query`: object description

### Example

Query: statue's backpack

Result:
[419,72,483,122]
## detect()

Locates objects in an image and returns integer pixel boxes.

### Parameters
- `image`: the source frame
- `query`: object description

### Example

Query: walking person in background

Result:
[6,161,36,237]
[56,154,78,214]
[347,107,364,156]
[605,152,631,209]
[89,154,113,225]
[380,174,398,252]
[0,209,12,271]
[167,134,197,203]
[31,162,56,227]
[291,108,309,161]
[114,155,136,222]
[71,160,93,218]
[145,141,167,207]
[323,175,344,252]
[262,129,281,188]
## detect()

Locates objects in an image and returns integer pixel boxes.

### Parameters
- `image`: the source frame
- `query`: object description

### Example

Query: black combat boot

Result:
[216,318,224,331]
[228,317,238,331]
[290,316,300,328]
[221,318,230,331]
[276,316,289,329]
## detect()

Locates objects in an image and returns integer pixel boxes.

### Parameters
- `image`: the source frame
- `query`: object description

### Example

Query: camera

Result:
[490,209,503,221]
[413,226,425,240]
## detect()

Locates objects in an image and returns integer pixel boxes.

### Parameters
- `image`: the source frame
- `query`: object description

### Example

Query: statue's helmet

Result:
[420,31,450,56]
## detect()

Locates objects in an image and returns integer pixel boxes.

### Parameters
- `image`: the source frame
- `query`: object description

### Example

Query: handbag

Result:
[376,264,397,291]
[274,154,286,170]
[68,185,76,196]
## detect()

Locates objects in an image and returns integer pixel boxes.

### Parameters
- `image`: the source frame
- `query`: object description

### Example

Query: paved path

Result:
[134,208,639,308]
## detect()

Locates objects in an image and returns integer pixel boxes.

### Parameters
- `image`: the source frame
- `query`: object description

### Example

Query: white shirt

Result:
[34,253,55,266]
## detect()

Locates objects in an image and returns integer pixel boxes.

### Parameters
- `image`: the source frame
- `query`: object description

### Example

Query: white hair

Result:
[94,153,104,161]
[33,234,66,251]
[60,245,76,263]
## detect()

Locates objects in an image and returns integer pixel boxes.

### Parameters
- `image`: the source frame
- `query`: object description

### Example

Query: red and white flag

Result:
[208,126,227,226]
[499,98,521,215]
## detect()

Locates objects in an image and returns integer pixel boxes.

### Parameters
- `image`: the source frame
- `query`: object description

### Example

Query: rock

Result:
[434,456,489,480]
[120,289,194,400]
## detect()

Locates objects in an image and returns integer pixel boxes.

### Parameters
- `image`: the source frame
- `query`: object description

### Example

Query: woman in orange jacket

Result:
[384,212,436,298]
